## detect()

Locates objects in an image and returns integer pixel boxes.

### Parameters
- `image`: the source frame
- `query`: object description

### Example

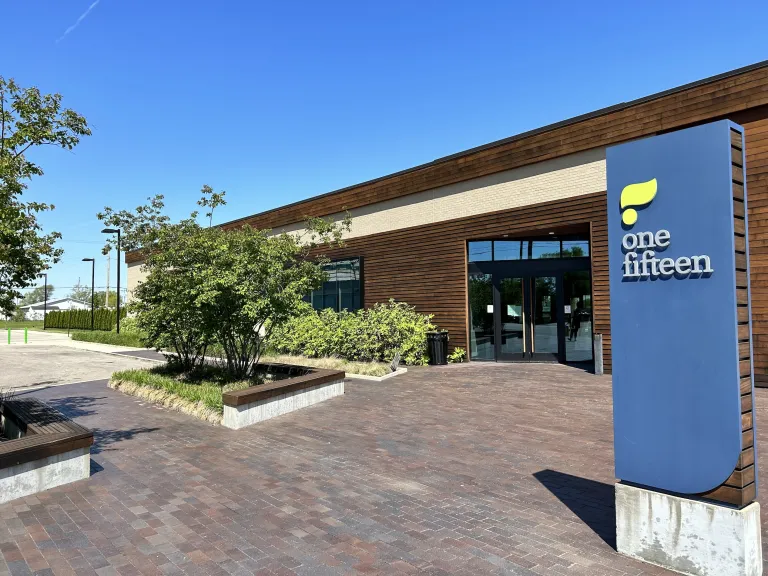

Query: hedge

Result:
[71,330,145,348]
[269,299,436,366]
[44,308,126,331]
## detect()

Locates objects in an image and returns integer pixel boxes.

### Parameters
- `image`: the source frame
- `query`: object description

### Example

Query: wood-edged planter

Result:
[0,398,93,504]
[222,364,345,430]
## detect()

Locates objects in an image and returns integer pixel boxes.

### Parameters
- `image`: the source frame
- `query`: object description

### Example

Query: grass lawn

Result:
[2,320,44,330]
[261,353,392,377]
[71,330,146,348]
[1,320,74,333]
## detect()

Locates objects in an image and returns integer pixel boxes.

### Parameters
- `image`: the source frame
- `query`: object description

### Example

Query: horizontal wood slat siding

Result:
[317,193,611,371]
[224,67,768,233]
[731,108,768,384]
[699,127,756,508]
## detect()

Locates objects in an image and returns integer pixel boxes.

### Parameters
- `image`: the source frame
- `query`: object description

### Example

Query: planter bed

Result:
[110,363,345,429]
[222,364,345,429]
[0,398,93,504]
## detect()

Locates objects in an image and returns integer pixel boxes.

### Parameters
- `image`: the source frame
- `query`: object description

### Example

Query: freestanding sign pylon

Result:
[607,120,761,576]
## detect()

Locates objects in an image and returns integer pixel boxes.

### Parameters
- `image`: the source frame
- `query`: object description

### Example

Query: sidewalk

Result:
[3,329,153,355]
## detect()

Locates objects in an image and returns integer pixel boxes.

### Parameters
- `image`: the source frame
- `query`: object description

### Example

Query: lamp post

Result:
[39,273,48,330]
[101,228,121,333]
[82,258,95,330]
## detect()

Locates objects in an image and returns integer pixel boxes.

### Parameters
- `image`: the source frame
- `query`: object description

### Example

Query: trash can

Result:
[427,331,449,365]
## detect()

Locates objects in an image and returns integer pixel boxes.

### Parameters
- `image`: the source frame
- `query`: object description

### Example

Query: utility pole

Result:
[106,250,111,309]
[82,258,95,330]
[101,229,121,333]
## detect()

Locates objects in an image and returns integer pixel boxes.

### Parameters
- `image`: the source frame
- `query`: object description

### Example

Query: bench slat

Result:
[1,398,94,471]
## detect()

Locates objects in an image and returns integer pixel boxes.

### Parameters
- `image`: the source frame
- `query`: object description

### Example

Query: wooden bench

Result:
[0,398,93,471]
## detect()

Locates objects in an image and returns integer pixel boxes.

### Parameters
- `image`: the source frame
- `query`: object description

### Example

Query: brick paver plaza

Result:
[1,363,765,575]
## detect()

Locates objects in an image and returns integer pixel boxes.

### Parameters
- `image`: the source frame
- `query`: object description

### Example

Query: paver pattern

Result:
[0,363,762,575]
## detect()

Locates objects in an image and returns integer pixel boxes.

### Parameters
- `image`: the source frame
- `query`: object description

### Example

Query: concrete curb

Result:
[345,368,408,382]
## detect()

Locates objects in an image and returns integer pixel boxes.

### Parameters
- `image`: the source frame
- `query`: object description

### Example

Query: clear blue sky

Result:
[4,0,768,299]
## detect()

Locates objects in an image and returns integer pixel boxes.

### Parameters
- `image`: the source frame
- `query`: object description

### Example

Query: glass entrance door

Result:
[527,276,559,361]
[468,273,494,360]
[466,235,593,366]
[564,271,593,363]
[496,275,560,361]
[498,277,525,360]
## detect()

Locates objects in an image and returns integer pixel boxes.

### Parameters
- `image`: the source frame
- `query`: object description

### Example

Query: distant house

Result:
[18,298,90,321]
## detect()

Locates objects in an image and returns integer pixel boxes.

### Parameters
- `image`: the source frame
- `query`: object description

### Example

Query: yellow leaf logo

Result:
[620,178,657,226]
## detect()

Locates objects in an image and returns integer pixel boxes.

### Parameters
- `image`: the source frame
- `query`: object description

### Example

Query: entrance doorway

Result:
[467,236,593,365]
[498,276,559,361]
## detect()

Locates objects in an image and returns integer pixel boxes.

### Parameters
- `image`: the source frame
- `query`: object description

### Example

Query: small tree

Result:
[114,188,350,376]
[21,284,54,305]
[131,216,213,371]
[196,221,346,377]
[68,281,90,303]
[0,77,90,315]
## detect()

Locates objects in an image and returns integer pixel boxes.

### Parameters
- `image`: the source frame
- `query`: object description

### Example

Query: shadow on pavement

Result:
[42,395,109,418]
[533,469,616,550]
[90,426,160,454]
[89,459,104,475]
[113,349,166,361]
[17,391,161,456]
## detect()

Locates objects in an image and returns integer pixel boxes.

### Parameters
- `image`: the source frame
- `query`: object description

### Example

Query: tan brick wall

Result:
[126,261,148,303]
[126,148,606,296]
[272,147,606,239]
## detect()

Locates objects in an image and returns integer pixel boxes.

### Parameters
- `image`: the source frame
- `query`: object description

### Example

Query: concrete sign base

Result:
[616,483,762,576]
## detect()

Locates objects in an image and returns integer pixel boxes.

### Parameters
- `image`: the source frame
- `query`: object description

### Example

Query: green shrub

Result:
[112,316,146,338]
[71,330,145,348]
[270,299,435,365]
[448,347,467,363]
[44,308,125,331]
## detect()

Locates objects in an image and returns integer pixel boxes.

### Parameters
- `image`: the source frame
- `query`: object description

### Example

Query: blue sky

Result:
[4,0,768,299]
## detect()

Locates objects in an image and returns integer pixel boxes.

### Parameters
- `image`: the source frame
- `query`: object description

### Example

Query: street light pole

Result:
[102,229,121,334]
[82,258,95,330]
[117,229,121,334]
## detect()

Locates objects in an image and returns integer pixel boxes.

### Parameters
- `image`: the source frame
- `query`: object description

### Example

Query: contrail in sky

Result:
[57,0,101,43]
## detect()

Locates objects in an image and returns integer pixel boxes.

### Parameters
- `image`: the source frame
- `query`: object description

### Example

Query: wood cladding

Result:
[124,75,768,387]
[222,367,344,406]
[699,127,756,509]
[731,108,768,386]
[223,65,768,234]
[317,193,612,371]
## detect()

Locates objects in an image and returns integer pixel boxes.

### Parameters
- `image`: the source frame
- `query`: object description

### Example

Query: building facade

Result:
[127,61,768,377]
[19,298,90,321]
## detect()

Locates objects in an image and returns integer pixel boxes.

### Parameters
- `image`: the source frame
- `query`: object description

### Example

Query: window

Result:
[493,241,522,260]
[468,241,493,262]
[469,236,591,262]
[308,258,362,312]
[561,239,590,258]
[531,240,561,259]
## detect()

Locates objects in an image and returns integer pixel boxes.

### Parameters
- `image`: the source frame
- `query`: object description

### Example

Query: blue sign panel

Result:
[608,120,747,495]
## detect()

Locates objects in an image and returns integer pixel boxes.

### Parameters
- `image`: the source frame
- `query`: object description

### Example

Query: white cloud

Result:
[57,0,102,43]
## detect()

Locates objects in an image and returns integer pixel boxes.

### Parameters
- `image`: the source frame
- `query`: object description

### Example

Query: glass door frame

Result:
[496,276,526,361]
[495,274,562,362]
[467,258,592,363]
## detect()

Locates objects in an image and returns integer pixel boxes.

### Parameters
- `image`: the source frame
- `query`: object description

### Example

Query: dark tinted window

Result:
[308,258,362,312]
